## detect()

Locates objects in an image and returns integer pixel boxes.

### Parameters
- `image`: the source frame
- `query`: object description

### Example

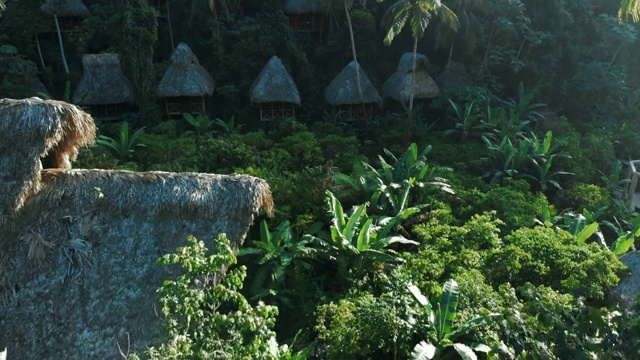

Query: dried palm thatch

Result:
[72,54,135,105]
[435,61,473,89]
[250,56,301,105]
[0,170,273,358]
[0,97,95,231]
[284,0,322,14]
[382,52,440,102]
[324,61,381,106]
[157,43,215,98]
[41,0,90,17]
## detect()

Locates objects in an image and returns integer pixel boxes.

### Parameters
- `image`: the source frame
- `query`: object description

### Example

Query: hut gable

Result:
[382,52,440,102]
[41,0,90,17]
[324,61,381,105]
[72,54,135,106]
[157,43,215,98]
[250,56,301,105]
[0,99,272,358]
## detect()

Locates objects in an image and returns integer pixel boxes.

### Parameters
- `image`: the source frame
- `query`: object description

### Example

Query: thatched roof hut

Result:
[435,61,473,89]
[41,0,90,17]
[0,98,273,358]
[283,0,321,14]
[72,54,134,106]
[250,56,300,105]
[324,61,381,106]
[157,43,214,116]
[157,43,215,98]
[382,52,440,103]
[0,97,95,229]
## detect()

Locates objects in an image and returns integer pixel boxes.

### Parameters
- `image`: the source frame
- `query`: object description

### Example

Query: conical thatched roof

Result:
[157,43,215,98]
[382,52,440,102]
[0,97,96,229]
[435,61,473,89]
[284,0,321,14]
[324,61,381,106]
[72,54,135,105]
[250,56,301,105]
[41,0,90,17]
[0,99,274,358]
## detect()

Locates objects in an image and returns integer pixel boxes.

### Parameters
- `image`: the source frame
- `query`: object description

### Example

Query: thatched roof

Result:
[0,170,273,358]
[382,52,440,102]
[284,0,322,14]
[41,0,90,17]
[250,56,301,105]
[324,61,381,105]
[157,43,215,98]
[5,75,51,99]
[0,97,274,358]
[0,97,95,230]
[72,54,135,105]
[435,61,473,89]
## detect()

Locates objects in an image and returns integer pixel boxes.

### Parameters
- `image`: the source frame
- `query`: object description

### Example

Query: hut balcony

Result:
[288,13,325,33]
[259,102,296,121]
[336,104,373,122]
[164,97,206,117]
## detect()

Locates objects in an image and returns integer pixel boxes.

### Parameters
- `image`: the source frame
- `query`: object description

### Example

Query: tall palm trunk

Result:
[167,0,174,50]
[405,36,418,147]
[344,0,368,134]
[53,15,69,74]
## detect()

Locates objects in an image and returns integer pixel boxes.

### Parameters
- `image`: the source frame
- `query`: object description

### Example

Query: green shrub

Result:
[135,134,198,172]
[198,137,262,174]
[554,182,611,213]
[485,226,626,300]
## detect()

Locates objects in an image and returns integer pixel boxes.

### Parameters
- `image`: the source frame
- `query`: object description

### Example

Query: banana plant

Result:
[409,279,494,360]
[96,121,146,162]
[610,214,640,255]
[183,112,214,145]
[521,131,573,191]
[238,220,317,305]
[305,191,419,277]
[444,99,483,140]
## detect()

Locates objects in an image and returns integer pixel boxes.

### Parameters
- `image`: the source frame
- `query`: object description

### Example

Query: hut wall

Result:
[288,13,324,33]
[259,102,296,121]
[336,104,373,122]
[165,96,206,117]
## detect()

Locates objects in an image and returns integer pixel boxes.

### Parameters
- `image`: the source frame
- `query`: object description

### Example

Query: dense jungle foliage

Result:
[4,0,640,358]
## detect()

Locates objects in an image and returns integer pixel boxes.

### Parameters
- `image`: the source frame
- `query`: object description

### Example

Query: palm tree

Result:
[439,0,488,65]
[620,0,640,21]
[380,0,458,146]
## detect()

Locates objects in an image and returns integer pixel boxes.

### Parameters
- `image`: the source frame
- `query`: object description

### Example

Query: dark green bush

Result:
[554,182,611,213]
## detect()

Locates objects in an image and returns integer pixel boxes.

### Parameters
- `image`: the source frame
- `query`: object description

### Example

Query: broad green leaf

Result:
[356,218,374,250]
[260,220,272,244]
[436,279,459,341]
[344,204,368,244]
[408,284,430,307]
[575,222,599,245]
[612,234,635,255]
[412,341,436,360]
[454,343,477,360]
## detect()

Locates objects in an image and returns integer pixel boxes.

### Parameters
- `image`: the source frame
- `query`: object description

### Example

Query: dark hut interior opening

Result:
[53,16,85,32]
[165,97,206,117]
[88,103,136,121]
[259,102,296,121]
[40,145,67,170]
[288,13,324,33]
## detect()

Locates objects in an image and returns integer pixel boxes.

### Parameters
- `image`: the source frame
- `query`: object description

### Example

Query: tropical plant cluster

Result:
[4,0,640,359]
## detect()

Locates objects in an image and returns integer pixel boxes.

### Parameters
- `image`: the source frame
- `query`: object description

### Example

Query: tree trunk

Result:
[405,36,418,148]
[344,0,368,134]
[53,15,69,74]
[167,0,174,51]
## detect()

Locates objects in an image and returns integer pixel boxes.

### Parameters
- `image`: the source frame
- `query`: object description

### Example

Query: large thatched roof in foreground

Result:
[0,97,273,358]
[72,54,135,105]
[157,43,215,98]
[324,61,381,105]
[41,0,90,17]
[0,170,273,358]
[382,52,440,102]
[250,56,301,105]
[284,0,322,14]
[0,97,95,230]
